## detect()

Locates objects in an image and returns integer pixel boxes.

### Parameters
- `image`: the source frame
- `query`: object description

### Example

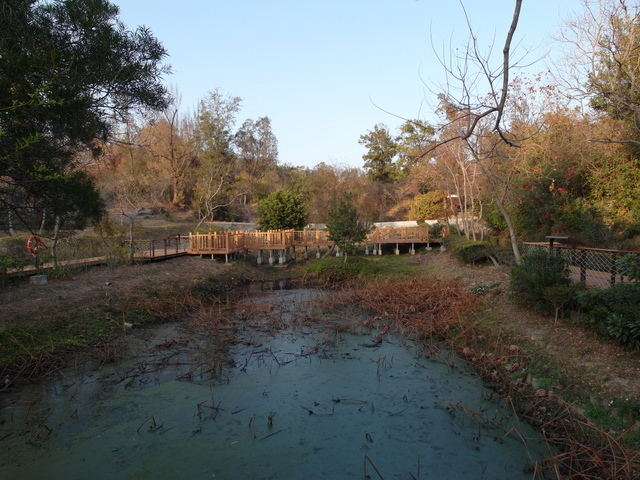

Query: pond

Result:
[0,287,548,479]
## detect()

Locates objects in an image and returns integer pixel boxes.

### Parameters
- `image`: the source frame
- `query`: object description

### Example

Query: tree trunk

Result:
[8,210,15,236]
[492,192,521,264]
[51,215,61,270]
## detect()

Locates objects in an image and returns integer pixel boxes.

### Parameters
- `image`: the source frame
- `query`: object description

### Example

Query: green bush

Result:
[453,241,496,264]
[616,253,640,281]
[257,189,307,231]
[0,255,31,286]
[302,256,378,282]
[577,282,640,348]
[428,223,444,238]
[510,250,571,313]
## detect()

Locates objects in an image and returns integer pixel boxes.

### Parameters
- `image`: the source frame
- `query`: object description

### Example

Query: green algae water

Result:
[0,289,547,479]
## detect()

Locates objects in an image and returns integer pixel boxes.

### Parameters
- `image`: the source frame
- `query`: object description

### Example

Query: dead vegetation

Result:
[1,251,639,478]
[317,276,640,479]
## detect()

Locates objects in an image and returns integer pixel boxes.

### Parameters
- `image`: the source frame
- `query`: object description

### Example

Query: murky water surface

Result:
[0,288,546,479]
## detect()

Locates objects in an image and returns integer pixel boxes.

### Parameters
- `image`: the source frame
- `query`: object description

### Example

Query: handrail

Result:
[187,227,436,255]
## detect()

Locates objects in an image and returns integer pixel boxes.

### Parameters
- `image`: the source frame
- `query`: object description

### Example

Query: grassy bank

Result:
[0,257,294,383]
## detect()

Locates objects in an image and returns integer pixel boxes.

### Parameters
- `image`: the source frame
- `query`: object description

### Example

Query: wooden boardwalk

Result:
[187,227,438,256]
[4,229,437,280]
[4,237,188,280]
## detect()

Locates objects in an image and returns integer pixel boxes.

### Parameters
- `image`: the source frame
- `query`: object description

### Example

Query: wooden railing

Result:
[187,227,436,255]
[367,226,431,243]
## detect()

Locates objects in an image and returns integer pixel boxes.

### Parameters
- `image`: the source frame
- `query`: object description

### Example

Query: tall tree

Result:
[359,124,401,183]
[193,89,243,226]
[234,116,278,203]
[0,0,169,232]
[256,189,307,231]
[145,95,197,206]
[431,0,524,262]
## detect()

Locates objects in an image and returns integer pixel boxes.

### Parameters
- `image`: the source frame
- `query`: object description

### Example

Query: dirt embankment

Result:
[426,253,640,404]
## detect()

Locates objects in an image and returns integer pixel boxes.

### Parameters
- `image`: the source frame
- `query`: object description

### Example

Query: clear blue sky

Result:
[114,0,584,169]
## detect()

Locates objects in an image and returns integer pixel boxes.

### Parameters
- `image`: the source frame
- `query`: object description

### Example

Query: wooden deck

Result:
[187,227,438,256]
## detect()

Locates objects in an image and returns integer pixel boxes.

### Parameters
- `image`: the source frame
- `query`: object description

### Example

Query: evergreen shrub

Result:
[510,250,571,314]
[577,283,640,349]
[453,241,496,264]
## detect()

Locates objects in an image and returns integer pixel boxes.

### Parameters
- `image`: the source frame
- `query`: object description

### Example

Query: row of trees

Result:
[351,0,640,257]
[3,0,640,263]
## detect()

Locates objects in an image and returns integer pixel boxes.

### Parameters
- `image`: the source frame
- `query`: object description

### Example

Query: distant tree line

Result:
[3,0,640,257]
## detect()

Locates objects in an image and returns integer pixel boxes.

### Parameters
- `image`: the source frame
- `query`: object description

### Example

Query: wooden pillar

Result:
[611,253,617,286]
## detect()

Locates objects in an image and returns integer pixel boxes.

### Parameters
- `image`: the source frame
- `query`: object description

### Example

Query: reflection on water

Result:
[0,288,547,479]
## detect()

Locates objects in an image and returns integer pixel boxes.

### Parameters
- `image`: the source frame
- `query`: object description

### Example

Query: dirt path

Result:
[426,253,640,403]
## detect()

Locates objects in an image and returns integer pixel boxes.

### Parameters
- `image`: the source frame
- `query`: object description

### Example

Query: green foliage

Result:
[622,219,640,239]
[325,196,372,260]
[428,223,445,238]
[256,190,307,231]
[359,124,401,183]
[616,253,640,281]
[1,0,168,231]
[0,314,117,365]
[510,251,571,313]
[302,256,379,282]
[577,282,640,348]
[0,255,30,287]
[589,155,640,227]
[453,241,496,264]
[512,165,613,244]
[408,191,445,221]
[483,202,508,234]
[605,314,640,349]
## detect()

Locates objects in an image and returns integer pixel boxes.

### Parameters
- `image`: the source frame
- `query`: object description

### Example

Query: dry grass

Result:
[315,267,640,479]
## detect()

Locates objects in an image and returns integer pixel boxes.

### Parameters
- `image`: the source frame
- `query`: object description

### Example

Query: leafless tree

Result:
[429,0,525,263]
[555,0,640,145]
